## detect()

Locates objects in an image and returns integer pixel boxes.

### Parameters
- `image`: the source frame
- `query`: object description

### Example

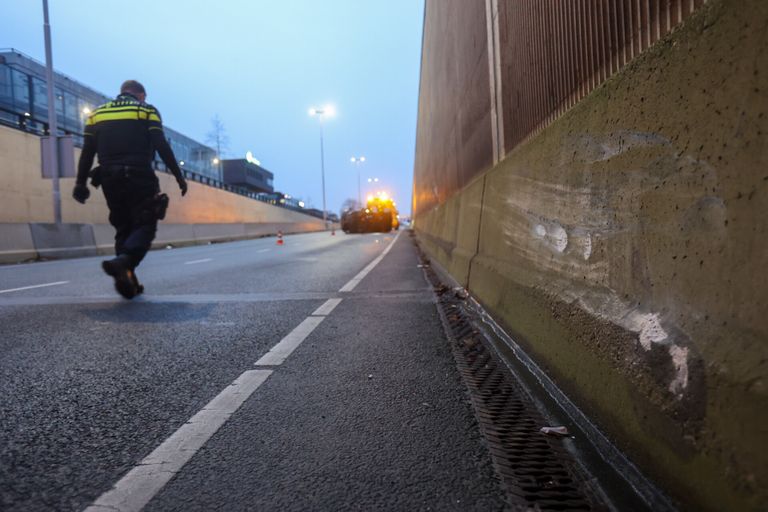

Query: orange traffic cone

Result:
[276,230,284,245]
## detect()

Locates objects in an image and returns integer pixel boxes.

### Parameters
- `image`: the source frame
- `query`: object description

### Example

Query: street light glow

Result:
[309,105,336,118]
[212,157,220,165]
[82,107,91,115]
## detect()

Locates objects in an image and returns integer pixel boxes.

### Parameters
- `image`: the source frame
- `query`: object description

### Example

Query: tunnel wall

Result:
[0,124,326,261]
[413,0,767,510]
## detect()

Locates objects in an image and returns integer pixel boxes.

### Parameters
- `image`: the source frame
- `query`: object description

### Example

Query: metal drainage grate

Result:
[429,280,609,511]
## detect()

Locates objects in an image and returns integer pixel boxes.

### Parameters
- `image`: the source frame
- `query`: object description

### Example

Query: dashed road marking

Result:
[338,231,401,292]
[0,281,69,294]
[312,298,342,316]
[84,369,273,512]
[256,249,271,253]
[85,229,401,511]
[254,316,326,366]
[184,258,213,265]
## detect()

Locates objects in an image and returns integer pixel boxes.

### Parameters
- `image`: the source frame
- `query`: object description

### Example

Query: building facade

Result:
[0,49,220,181]
[222,158,274,194]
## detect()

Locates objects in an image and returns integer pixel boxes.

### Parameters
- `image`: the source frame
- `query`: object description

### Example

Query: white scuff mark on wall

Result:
[582,233,592,260]
[550,224,568,252]
[581,131,673,163]
[627,312,671,350]
[668,345,690,396]
[529,219,569,254]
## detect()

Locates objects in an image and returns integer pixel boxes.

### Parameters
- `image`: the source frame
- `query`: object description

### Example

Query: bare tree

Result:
[340,198,358,215]
[206,114,229,159]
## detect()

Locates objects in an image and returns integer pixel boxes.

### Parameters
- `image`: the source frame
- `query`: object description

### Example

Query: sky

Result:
[0,0,424,216]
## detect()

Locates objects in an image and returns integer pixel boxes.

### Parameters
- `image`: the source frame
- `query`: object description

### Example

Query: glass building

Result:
[0,49,220,181]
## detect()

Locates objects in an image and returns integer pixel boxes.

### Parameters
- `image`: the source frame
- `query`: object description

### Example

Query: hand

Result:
[72,183,90,204]
[177,178,188,197]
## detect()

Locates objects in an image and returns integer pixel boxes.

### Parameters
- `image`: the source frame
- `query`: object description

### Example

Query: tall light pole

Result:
[43,0,61,224]
[350,156,365,208]
[309,105,335,229]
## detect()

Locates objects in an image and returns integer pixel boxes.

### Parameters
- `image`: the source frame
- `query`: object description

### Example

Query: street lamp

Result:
[42,0,61,223]
[309,105,335,229]
[350,156,365,207]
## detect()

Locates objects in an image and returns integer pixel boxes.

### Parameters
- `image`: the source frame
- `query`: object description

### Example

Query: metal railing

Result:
[498,0,709,152]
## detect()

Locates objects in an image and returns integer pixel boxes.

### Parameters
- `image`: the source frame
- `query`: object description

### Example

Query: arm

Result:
[73,123,96,203]
[147,107,187,195]
[76,125,96,185]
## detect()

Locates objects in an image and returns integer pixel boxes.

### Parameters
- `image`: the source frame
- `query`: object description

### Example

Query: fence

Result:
[498,0,709,152]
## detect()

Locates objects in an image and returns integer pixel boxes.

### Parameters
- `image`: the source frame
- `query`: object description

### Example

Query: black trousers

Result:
[101,166,160,269]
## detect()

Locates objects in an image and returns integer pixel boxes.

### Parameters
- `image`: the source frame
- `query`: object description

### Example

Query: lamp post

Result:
[42,0,61,224]
[350,156,365,208]
[309,105,335,229]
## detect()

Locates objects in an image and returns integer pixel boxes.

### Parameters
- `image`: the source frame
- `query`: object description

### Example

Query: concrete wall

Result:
[0,124,326,261]
[414,0,767,510]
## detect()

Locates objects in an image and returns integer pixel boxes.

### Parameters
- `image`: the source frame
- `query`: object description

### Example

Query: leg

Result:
[108,207,132,257]
[123,174,160,268]
[101,173,139,299]
[121,220,157,268]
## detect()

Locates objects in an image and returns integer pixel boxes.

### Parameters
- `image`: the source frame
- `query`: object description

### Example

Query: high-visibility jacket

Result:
[76,93,183,185]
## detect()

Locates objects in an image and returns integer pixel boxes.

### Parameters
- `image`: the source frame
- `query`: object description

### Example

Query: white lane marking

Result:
[256,249,271,253]
[254,316,325,366]
[0,281,69,294]
[184,258,213,265]
[84,369,272,512]
[339,231,401,292]
[312,298,342,316]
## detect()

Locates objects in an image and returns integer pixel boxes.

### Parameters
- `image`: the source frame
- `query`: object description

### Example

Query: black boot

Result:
[131,271,144,295]
[101,255,138,299]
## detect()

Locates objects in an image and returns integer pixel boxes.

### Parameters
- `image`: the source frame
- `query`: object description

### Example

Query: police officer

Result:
[72,80,188,299]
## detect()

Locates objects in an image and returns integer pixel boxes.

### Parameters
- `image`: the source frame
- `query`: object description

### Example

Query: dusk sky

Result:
[1,0,425,216]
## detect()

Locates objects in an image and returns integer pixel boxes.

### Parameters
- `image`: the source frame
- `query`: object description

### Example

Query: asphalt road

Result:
[0,231,507,511]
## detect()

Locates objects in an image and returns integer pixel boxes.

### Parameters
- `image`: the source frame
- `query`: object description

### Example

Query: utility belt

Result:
[89,164,154,188]
[90,165,168,221]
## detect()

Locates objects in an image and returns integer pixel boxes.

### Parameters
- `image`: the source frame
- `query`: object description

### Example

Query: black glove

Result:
[72,183,90,204]
[177,178,188,197]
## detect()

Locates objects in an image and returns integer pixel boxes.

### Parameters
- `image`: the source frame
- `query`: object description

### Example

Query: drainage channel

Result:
[415,238,673,511]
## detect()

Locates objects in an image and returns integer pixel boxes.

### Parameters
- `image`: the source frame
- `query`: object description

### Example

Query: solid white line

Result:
[0,281,69,294]
[84,369,273,512]
[338,231,401,292]
[312,298,342,316]
[254,316,325,366]
[184,258,213,265]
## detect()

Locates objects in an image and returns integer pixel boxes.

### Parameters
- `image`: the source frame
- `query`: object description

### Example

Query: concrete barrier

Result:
[29,223,97,259]
[0,221,336,264]
[414,1,768,510]
[0,223,36,263]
